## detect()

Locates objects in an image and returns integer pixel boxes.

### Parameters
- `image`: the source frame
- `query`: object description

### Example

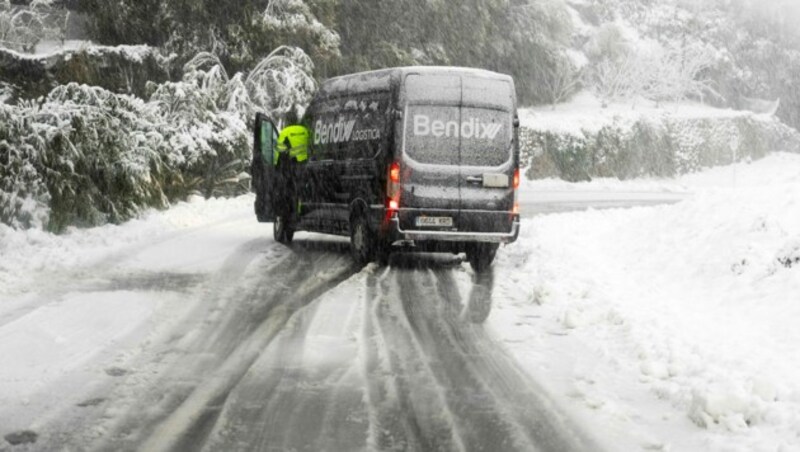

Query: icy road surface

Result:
[0,192,645,452]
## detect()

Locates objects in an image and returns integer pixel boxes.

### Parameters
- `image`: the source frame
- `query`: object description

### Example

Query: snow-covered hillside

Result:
[492,152,800,451]
[518,92,800,181]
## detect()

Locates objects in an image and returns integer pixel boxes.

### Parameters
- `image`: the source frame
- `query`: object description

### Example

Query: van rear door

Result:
[400,74,463,230]
[457,76,515,233]
[400,73,515,234]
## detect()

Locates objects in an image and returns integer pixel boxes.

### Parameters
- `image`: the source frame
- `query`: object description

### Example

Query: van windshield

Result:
[404,105,512,167]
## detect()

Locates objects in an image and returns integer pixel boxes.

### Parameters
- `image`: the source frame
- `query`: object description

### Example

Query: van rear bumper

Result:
[389,216,520,243]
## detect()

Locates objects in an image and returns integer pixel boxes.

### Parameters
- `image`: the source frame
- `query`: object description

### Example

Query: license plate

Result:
[415,216,453,227]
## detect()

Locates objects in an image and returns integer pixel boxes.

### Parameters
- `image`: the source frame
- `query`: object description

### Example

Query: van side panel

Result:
[300,89,394,235]
[292,67,519,248]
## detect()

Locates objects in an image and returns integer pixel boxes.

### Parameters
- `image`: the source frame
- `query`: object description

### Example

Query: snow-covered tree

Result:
[539,52,583,108]
[0,0,67,52]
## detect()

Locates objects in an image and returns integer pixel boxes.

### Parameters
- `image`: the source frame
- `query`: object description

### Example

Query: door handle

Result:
[465,176,483,185]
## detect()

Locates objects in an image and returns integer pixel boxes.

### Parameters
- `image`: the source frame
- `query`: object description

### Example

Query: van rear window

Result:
[405,74,461,105]
[404,105,512,167]
[404,105,460,165]
[459,107,512,167]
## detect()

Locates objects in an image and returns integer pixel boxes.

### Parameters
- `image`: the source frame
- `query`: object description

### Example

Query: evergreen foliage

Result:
[76,0,577,104]
[77,0,339,75]
[0,47,316,231]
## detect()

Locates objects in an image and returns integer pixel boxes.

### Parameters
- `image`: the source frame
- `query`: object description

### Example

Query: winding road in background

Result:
[0,190,684,452]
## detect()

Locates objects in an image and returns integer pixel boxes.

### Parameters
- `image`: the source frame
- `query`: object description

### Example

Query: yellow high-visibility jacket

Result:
[275,125,310,165]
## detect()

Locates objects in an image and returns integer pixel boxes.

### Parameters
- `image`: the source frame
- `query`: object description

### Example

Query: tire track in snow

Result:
[201,264,369,452]
[423,267,598,452]
[32,237,353,452]
[39,235,276,451]
[21,237,599,452]
[361,267,466,452]
[394,266,539,452]
[132,240,359,452]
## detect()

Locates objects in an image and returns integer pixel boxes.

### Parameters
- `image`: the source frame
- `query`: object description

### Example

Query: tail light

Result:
[512,167,520,217]
[390,162,401,184]
[386,161,401,218]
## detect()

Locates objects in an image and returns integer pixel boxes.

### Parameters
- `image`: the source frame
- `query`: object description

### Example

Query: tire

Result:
[255,195,270,222]
[466,243,498,272]
[350,213,374,265]
[274,215,294,245]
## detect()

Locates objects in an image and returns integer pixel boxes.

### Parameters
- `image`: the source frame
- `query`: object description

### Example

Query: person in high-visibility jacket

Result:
[274,124,310,165]
[274,123,310,222]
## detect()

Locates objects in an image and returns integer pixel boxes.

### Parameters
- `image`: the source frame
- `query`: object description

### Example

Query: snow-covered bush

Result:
[262,0,340,64]
[0,44,173,103]
[0,80,10,103]
[244,45,317,124]
[522,114,800,181]
[1,85,171,231]
[149,55,250,199]
[578,0,800,130]
[584,22,718,107]
[0,46,316,232]
[0,0,67,53]
[0,104,50,229]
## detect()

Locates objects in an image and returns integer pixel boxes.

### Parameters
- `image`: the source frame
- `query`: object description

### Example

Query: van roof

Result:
[318,66,513,97]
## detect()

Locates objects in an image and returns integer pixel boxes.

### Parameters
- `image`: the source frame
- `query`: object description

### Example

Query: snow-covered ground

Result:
[1,152,799,450]
[492,152,800,451]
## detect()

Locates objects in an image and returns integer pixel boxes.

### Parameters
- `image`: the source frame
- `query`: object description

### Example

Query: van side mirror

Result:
[513,117,520,128]
[255,113,277,165]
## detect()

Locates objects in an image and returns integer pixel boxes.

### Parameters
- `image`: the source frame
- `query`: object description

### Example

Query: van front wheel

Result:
[466,243,498,272]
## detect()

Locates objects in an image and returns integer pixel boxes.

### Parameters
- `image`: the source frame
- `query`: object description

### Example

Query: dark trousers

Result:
[275,159,298,221]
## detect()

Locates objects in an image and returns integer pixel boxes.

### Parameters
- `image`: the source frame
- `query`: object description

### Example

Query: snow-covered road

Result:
[0,198,601,451]
[1,152,798,451]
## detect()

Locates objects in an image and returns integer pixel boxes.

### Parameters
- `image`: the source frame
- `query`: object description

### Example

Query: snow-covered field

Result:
[1,152,799,450]
[493,152,800,451]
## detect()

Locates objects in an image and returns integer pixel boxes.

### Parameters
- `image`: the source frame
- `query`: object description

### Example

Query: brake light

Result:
[386,161,401,218]
[512,168,520,218]
[390,162,401,184]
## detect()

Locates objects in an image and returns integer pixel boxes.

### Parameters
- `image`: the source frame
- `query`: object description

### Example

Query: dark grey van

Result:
[252,66,520,271]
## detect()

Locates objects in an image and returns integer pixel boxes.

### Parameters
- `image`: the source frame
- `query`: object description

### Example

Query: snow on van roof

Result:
[319,66,512,96]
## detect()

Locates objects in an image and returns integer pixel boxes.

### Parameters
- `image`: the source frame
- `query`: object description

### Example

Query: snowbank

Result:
[492,152,800,451]
[0,195,254,297]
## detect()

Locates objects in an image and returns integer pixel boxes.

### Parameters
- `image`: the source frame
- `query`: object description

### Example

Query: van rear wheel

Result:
[350,214,374,265]
[466,243,498,272]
